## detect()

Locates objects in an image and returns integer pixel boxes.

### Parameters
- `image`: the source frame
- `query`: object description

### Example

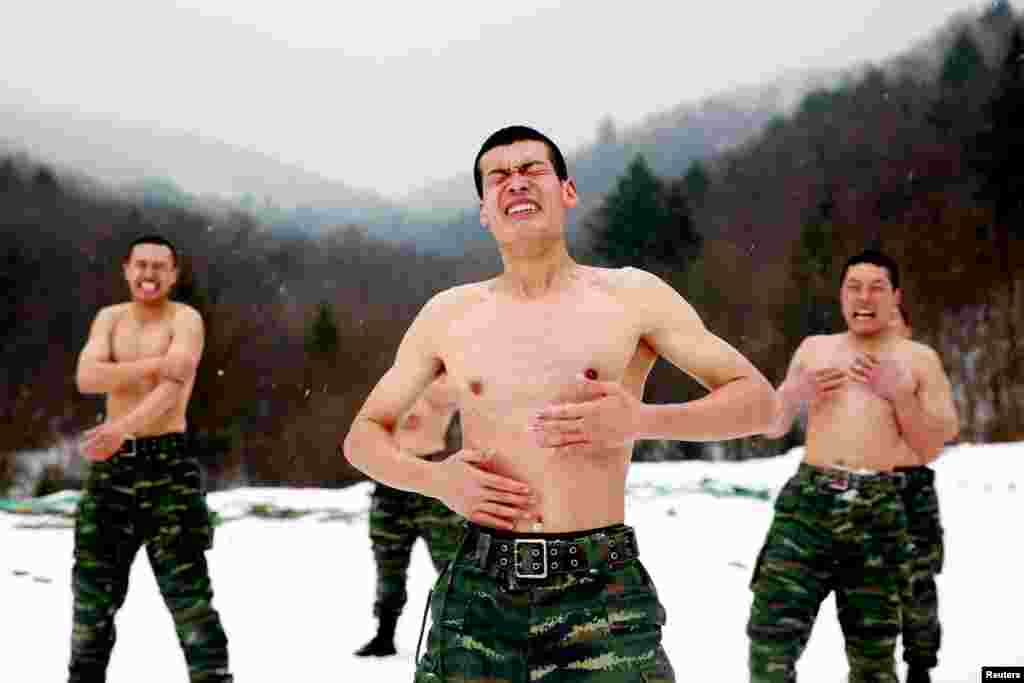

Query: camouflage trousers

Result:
[369,483,465,618]
[69,434,231,682]
[895,466,943,670]
[747,464,913,683]
[415,523,675,683]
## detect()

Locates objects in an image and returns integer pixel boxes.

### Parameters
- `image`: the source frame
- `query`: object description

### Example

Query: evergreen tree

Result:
[306,301,339,356]
[682,161,711,206]
[940,30,986,89]
[585,154,701,272]
[971,25,1024,435]
[785,190,839,351]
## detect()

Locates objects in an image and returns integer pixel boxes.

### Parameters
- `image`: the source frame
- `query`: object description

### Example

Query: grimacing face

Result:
[840,263,900,336]
[123,243,177,304]
[477,140,577,246]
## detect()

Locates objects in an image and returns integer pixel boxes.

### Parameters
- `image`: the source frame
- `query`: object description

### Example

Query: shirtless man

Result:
[748,250,958,683]
[355,373,464,658]
[889,304,947,683]
[343,125,777,682]
[70,235,232,682]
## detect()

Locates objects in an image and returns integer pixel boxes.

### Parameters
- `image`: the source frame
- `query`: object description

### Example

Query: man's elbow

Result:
[342,420,373,473]
[161,352,199,384]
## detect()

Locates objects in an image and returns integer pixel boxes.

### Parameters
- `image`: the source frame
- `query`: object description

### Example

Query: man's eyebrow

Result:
[484,159,548,175]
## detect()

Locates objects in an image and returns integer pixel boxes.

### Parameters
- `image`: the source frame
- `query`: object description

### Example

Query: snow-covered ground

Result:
[2,444,1022,682]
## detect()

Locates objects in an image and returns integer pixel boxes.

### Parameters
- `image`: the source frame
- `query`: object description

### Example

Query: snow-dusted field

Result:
[2,445,1022,682]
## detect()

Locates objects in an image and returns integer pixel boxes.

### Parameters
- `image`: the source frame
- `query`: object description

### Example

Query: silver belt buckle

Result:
[514,539,548,579]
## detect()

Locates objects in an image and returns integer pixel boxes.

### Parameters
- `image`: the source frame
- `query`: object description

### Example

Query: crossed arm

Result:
[77,307,165,393]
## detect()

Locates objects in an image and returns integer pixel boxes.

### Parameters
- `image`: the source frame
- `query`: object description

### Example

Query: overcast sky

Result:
[0,0,979,199]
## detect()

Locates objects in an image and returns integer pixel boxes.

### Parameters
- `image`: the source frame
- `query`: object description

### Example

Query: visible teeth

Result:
[508,203,537,215]
[141,282,157,292]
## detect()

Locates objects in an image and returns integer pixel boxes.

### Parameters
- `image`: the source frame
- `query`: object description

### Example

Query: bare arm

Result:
[764,339,847,439]
[342,288,535,530]
[892,347,959,463]
[76,307,162,394]
[764,341,811,439]
[627,269,777,440]
[532,270,777,448]
[343,293,450,494]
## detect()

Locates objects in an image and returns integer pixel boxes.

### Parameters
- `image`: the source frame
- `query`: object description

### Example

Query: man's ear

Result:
[562,178,578,208]
[479,201,489,228]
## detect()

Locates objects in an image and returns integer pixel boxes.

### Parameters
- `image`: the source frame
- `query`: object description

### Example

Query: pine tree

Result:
[306,301,339,356]
[682,161,711,207]
[940,30,986,89]
[971,25,1024,436]
[585,154,701,272]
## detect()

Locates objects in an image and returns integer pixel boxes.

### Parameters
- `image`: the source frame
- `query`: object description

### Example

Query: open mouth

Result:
[852,311,876,321]
[505,201,540,217]
[139,281,158,294]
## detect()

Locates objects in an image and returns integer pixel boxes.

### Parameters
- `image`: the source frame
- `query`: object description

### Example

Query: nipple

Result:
[469,380,483,396]
[584,368,598,380]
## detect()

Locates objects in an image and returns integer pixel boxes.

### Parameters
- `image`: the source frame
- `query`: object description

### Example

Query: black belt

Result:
[895,465,935,486]
[469,524,639,583]
[798,464,907,493]
[116,433,189,456]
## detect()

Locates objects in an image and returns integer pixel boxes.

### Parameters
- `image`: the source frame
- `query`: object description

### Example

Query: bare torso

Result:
[802,333,922,471]
[106,302,192,436]
[438,268,656,532]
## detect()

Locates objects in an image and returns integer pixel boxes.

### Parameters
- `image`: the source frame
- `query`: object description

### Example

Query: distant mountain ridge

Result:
[0,102,393,213]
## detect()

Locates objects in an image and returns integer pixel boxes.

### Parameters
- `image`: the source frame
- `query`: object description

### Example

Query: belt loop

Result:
[475,528,492,570]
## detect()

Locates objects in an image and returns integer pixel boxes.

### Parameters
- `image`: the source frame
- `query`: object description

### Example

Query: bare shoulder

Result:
[89,303,129,332]
[171,302,204,325]
[795,333,841,364]
[796,333,833,353]
[98,302,130,321]
[589,265,693,311]
[586,265,667,293]
[421,280,492,322]
[902,338,946,372]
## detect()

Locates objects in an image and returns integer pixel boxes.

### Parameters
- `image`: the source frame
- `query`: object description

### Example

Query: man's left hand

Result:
[529,375,641,455]
[81,423,129,462]
[848,352,916,402]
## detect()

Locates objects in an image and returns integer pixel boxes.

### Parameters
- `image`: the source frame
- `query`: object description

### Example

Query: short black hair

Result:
[473,125,569,198]
[125,234,178,266]
[840,249,900,290]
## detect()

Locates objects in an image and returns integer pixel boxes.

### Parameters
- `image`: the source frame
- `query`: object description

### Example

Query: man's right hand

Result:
[786,367,846,405]
[432,449,537,530]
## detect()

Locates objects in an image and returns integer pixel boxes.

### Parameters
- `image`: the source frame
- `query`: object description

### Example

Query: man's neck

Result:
[843,328,898,353]
[129,299,172,323]
[496,241,578,299]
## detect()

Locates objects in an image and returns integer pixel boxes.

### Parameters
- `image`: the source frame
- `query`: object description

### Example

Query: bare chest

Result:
[808,343,899,420]
[111,317,173,362]
[443,298,639,411]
